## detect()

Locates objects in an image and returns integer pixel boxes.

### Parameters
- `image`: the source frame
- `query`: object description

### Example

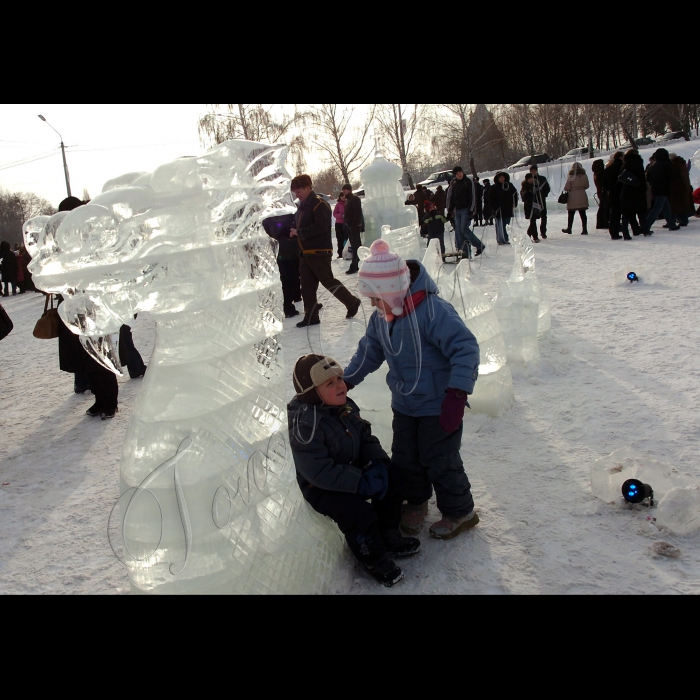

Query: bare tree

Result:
[198,103,308,173]
[0,189,55,247]
[309,104,375,184]
[374,104,427,188]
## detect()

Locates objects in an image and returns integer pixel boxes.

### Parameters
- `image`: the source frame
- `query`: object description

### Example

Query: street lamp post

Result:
[38,115,72,198]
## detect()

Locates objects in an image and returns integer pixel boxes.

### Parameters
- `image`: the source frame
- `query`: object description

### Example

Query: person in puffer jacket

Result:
[344,240,481,541]
[288,354,419,588]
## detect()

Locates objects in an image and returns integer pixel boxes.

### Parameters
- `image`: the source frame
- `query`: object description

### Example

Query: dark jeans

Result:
[391,411,474,518]
[335,223,347,258]
[596,194,610,229]
[346,225,362,271]
[677,213,690,226]
[119,324,147,378]
[302,461,405,565]
[495,214,512,244]
[87,365,119,412]
[278,258,301,314]
[646,195,675,230]
[299,254,357,321]
[454,209,484,254]
[567,209,588,231]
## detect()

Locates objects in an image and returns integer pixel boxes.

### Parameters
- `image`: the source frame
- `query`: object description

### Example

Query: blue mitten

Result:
[357,463,389,500]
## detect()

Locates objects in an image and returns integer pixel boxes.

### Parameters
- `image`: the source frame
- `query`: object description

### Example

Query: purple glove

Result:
[440,388,469,433]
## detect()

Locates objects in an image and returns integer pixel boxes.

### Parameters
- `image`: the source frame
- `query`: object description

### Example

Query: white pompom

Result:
[392,307,403,316]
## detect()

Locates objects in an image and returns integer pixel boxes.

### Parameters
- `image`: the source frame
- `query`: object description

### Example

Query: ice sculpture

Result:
[656,487,700,534]
[591,447,695,504]
[690,149,700,190]
[423,240,514,417]
[360,148,419,246]
[380,224,421,262]
[26,140,345,595]
[492,230,548,374]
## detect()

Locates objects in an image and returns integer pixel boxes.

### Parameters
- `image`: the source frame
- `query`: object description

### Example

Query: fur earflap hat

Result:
[293,355,344,405]
[357,239,411,322]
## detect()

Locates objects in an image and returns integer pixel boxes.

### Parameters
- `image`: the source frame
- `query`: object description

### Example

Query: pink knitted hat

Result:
[357,239,411,322]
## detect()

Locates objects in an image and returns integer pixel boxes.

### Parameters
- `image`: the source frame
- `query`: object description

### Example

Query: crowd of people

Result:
[1,241,35,296]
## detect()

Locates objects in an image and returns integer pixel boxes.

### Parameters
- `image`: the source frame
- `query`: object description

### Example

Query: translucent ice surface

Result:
[656,486,700,534]
[27,140,345,595]
[381,224,421,262]
[360,149,419,246]
[591,447,695,504]
[423,240,514,417]
[493,230,545,374]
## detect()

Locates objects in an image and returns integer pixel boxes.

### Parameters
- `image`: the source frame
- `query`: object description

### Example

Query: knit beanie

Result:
[357,239,411,322]
[293,355,344,405]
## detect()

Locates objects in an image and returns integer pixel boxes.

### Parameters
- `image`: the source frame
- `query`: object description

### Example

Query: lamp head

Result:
[622,479,654,506]
[38,115,46,121]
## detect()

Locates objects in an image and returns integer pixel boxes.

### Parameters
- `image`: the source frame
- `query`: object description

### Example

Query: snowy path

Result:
[2,211,700,595]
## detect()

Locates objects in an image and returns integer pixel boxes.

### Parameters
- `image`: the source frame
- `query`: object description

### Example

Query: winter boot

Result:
[382,529,421,558]
[101,408,119,420]
[540,232,547,239]
[365,557,404,588]
[610,234,622,240]
[86,404,103,418]
[429,510,480,540]
[623,234,632,241]
[581,230,589,235]
[562,228,572,234]
[401,502,429,535]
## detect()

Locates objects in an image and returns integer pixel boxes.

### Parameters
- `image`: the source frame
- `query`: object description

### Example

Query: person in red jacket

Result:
[693,187,700,217]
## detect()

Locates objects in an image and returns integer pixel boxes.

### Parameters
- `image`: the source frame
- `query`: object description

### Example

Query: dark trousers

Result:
[567,209,588,231]
[302,461,405,565]
[609,202,622,237]
[87,365,119,412]
[119,324,147,378]
[428,232,446,255]
[391,411,474,518]
[646,195,675,230]
[299,254,357,320]
[335,224,347,258]
[527,210,548,239]
[596,195,609,229]
[622,213,643,236]
[346,225,362,271]
[74,371,91,393]
[277,258,301,314]
[2,280,18,296]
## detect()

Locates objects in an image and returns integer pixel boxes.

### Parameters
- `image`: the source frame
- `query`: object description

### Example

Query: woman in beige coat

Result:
[562,162,591,235]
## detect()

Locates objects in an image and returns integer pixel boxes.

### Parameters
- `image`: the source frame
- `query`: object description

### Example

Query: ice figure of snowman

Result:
[25,140,345,594]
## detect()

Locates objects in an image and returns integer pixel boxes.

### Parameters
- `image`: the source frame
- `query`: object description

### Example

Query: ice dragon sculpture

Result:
[25,140,345,594]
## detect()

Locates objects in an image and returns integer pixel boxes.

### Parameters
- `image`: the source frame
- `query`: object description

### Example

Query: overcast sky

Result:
[0,104,214,206]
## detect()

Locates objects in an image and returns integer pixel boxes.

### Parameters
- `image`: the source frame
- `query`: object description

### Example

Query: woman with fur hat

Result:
[288,353,419,588]
[344,240,481,541]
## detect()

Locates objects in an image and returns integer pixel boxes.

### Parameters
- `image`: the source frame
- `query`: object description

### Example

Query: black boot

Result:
[610,234,622,240]
[86,404,103,418]
[365,557,404,587]
[382,530,421,558]
[296,316,320,328]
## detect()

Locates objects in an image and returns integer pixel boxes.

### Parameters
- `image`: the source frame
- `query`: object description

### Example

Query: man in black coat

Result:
[342,184,363,275]
[290,175,360,327]
[530,165,551,239]
[646,148,680,232]
[602,153,625,239]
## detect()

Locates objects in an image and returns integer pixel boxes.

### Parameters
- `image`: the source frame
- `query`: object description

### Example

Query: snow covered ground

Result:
[2,205,700,595]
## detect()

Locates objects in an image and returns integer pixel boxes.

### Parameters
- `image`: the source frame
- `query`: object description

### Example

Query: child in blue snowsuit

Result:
[344,239,481,540]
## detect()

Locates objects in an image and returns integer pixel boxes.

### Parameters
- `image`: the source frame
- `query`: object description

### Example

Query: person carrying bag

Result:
[33,293,61,340]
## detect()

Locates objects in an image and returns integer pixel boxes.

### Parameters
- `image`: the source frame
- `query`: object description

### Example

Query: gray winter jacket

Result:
[288,397,388,493]
[344,261,480,417]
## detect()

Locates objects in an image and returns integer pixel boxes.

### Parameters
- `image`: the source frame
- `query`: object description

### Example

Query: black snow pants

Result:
[302,461,405,565]
[278,258,301,315]
[391,411,474,518]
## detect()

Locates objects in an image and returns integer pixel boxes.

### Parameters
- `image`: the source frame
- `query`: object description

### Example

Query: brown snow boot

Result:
[401,502,429,535]
[429,510,480,540]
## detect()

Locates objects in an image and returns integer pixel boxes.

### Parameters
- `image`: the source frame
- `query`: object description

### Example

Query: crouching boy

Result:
[288,354,420,588]
[344,239,481,540]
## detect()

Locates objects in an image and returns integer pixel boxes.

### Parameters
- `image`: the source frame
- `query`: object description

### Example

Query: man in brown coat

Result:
[290,175,361,328]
